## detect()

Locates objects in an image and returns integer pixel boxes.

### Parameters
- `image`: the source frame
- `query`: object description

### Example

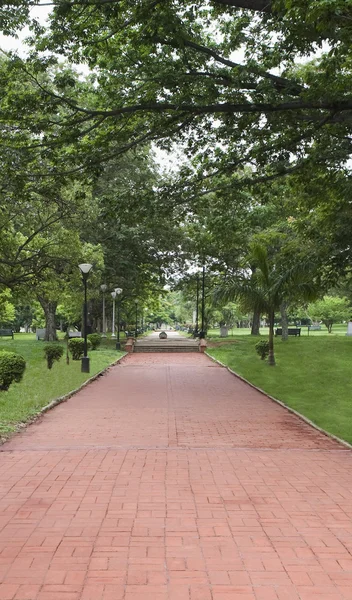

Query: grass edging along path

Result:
[206,335,352,446]
[40,353,126,415]
[206,352,352,450]
[0,334,126,442]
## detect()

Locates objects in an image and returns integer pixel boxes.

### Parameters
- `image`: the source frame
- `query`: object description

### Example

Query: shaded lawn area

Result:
[207,335,352,445]
[0,334,124,434]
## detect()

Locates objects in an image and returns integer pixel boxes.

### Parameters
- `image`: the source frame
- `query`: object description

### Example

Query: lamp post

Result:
[78,263,93,373]
[115,288,122,350]
[100,284,107,337]
[134,299,138,338]
[195,273,200,337]
[199,265,206,339]
[111,290,117,338]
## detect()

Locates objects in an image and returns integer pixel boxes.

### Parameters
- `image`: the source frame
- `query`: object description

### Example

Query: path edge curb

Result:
[206,351,352,450]
[40,353,127,414]
[1,353,127,446]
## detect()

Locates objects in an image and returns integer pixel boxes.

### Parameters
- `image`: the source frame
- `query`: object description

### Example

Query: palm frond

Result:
[250,243,270,286]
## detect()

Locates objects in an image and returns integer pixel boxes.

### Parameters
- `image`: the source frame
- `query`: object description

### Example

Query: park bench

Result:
[0,329,14,339]
[308,325,321,331]
[68,331,81,338]
[275,327,301,337]
[36,328,46,340]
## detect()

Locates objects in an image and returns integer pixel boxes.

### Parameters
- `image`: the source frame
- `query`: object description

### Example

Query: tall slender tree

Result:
[216,243,318,365]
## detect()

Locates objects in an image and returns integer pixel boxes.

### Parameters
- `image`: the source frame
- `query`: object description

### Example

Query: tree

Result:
[84,151,188,311]
[1,0,351,190]
[308,296,351,333]
[0,289,15,327]
[216,242,318,365]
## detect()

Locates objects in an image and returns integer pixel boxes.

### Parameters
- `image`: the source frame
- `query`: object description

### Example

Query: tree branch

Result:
[212,0,272,12]
[156,37,303,95]
[73,100,352,118]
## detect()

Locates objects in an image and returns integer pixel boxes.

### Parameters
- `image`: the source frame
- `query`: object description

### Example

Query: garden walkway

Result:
[0,353,351,600]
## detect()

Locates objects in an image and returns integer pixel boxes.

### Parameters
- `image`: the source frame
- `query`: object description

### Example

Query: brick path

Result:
[0,353,351,600]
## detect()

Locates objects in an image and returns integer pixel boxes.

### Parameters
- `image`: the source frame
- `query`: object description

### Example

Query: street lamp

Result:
[111,290,117,338]
[115,288,122,350]
[194,273,200,337]
[78,263,93,373]
[199,265,206,339]
[100,284,107,337]
[134,299,138,338]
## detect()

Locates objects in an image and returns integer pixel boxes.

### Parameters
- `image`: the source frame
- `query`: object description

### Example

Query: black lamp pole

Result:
[200,265,206,338]
[135,301,138,338]
[79,263,93,373]
[101,284,107,337]
[116,299,121,349]
[115,288,122,350]
[195,273,199,337]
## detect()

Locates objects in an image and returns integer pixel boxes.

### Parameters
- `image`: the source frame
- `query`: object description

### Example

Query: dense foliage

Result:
[43,343,64,369]
[308,296,351,333]
[255,340,270,361]
[0,0,352,359]
[87,333,102,350]
[0,350,26,391]
[68,337,92,360]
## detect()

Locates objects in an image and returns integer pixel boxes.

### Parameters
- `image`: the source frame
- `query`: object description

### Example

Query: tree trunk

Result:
[38,297,58,342]
[251,309,260,335]
[280,301,288,341]
[268,310,276,366]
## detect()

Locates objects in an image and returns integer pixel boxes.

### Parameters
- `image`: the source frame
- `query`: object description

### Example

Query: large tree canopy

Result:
[1,0,351,187]
[1,0,352,330]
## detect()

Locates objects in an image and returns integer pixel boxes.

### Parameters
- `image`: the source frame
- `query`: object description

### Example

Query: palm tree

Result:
[215,243,318,366]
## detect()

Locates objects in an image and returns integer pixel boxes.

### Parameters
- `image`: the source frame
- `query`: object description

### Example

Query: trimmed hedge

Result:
[68,337,92,360]
[0,351,26,391]
[255,340,270,360]
[87,333,102,350]
[44,343,64,369]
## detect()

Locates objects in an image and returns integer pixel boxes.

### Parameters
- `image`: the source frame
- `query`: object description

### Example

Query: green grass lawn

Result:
[207,334,352,444]
[0,334,124,435]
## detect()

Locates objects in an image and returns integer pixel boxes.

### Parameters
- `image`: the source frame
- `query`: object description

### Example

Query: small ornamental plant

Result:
[44,344,64,369]
[255,340,270,361]
[87,333,102,350]
[0,351,26,391]
[68,337,92,360]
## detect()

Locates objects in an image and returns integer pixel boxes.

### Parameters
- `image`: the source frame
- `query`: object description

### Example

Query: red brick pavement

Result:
[0,353,351,600]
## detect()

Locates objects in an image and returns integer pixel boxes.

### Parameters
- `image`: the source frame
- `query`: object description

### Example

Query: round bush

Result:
[87,333,102,350]
[0,351,26,391]
[255,340,270,360]
[68,337,92,360]
[44,343,64,369]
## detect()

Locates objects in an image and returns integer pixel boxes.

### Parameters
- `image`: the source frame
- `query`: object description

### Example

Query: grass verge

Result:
[0,334,124,436]
[207,335,352,444]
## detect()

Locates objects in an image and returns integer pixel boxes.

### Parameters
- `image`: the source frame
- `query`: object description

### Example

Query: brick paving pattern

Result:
[0,353,351,599]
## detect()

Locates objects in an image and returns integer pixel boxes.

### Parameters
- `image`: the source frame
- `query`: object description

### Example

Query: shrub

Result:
[0,351,26,391]
[68,337,92,360]
[44,343,64,369]
[87,333,102,350]
[255,340,270,360]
